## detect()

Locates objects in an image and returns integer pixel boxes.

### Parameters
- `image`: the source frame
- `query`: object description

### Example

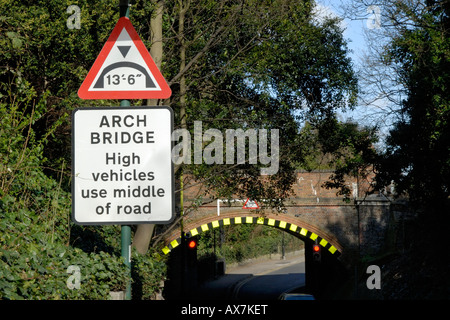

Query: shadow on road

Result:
[187,253,307,300]
[192,272,306,300]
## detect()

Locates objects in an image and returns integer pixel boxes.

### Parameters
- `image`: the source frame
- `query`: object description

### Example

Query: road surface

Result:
[192,252,305,300]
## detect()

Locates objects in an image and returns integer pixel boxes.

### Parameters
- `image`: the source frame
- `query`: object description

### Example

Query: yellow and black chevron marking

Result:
[162,216,341,257]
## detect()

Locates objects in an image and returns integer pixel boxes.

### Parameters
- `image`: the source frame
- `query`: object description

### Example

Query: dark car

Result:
[278,293,315,300]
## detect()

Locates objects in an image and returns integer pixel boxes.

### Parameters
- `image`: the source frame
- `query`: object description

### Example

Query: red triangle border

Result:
[78,17,171,100]
[243,198,260,209]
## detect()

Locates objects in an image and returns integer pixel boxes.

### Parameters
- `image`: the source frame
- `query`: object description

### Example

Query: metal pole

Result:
[120,97,132,300]
[119,0,130,18]
[121,224,132,300]
[119,0,131,300]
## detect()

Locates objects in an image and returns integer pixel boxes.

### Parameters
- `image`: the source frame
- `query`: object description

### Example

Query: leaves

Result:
[0,6,165,296]
[5,31,23,49]
[295,116,379,200]
[377,0,450,207]
[159,0,359,209]
[0,0,360,299]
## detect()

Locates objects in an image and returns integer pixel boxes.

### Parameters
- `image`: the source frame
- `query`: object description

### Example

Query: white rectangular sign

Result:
[72,106,174,224]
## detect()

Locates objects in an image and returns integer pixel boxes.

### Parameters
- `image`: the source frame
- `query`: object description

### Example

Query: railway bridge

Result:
[160,171,409,267]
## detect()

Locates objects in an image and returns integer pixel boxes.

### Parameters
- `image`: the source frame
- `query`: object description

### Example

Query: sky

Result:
[313,0,369,64]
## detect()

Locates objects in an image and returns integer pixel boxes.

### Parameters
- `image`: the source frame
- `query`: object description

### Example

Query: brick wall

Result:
[182,170,374,203]
[165,170,393,265]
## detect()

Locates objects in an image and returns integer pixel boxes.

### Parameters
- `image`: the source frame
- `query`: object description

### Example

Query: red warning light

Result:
[188,239,197,249]
[312,244,321,262]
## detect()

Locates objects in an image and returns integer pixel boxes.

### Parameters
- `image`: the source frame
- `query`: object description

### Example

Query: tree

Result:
[0,0,359,255]
[144,0,359,247]
[339,1,450,208]
[296,117,379,200]
[0,0,120,184]
[365,0,450,210]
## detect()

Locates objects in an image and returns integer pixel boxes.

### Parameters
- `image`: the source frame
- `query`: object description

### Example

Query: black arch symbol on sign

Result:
[93,62,156,89]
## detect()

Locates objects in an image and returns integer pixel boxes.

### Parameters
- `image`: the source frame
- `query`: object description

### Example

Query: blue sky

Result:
[313,0,369,65]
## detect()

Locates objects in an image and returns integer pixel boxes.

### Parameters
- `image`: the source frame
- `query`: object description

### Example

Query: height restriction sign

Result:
[72,107,174,225]
[78,17,172,100]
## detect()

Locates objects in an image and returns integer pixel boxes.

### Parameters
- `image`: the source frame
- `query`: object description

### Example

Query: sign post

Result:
[120,99,132,301]
[119,1,131,300]
[72,106,174,298]
[74,1,173,300]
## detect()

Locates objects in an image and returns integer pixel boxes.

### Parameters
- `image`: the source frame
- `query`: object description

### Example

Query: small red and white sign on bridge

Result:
[242,198,259,209]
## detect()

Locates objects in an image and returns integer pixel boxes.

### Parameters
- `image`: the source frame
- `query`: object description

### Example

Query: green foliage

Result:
[0,0,168,300]
[0,102,165,299]
[163,0,360,209]
[0,177,131,300]
[131,247,167,300]
[0,102,130,300]
[377,1,450,209]
[317,117,379,199]
[197,224,304,264]
[295,118,379,200]
[0,244,129,300]
[0,0,119,187]
[0,0,358,299]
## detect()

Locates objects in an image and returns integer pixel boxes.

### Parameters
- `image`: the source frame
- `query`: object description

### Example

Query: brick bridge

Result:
[160,170,407,267]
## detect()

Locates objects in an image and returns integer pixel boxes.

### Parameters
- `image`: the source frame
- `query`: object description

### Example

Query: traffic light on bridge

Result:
[312,244,321,262]
[182,232,198,250]
[187,238,198,250]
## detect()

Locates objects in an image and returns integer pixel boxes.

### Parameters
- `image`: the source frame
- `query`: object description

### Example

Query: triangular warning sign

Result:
[78,17,171,100]
[243,198,259,209]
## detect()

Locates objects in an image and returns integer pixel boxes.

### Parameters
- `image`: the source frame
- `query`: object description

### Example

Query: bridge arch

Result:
[93,62,155,88]
[161,212,343,258]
